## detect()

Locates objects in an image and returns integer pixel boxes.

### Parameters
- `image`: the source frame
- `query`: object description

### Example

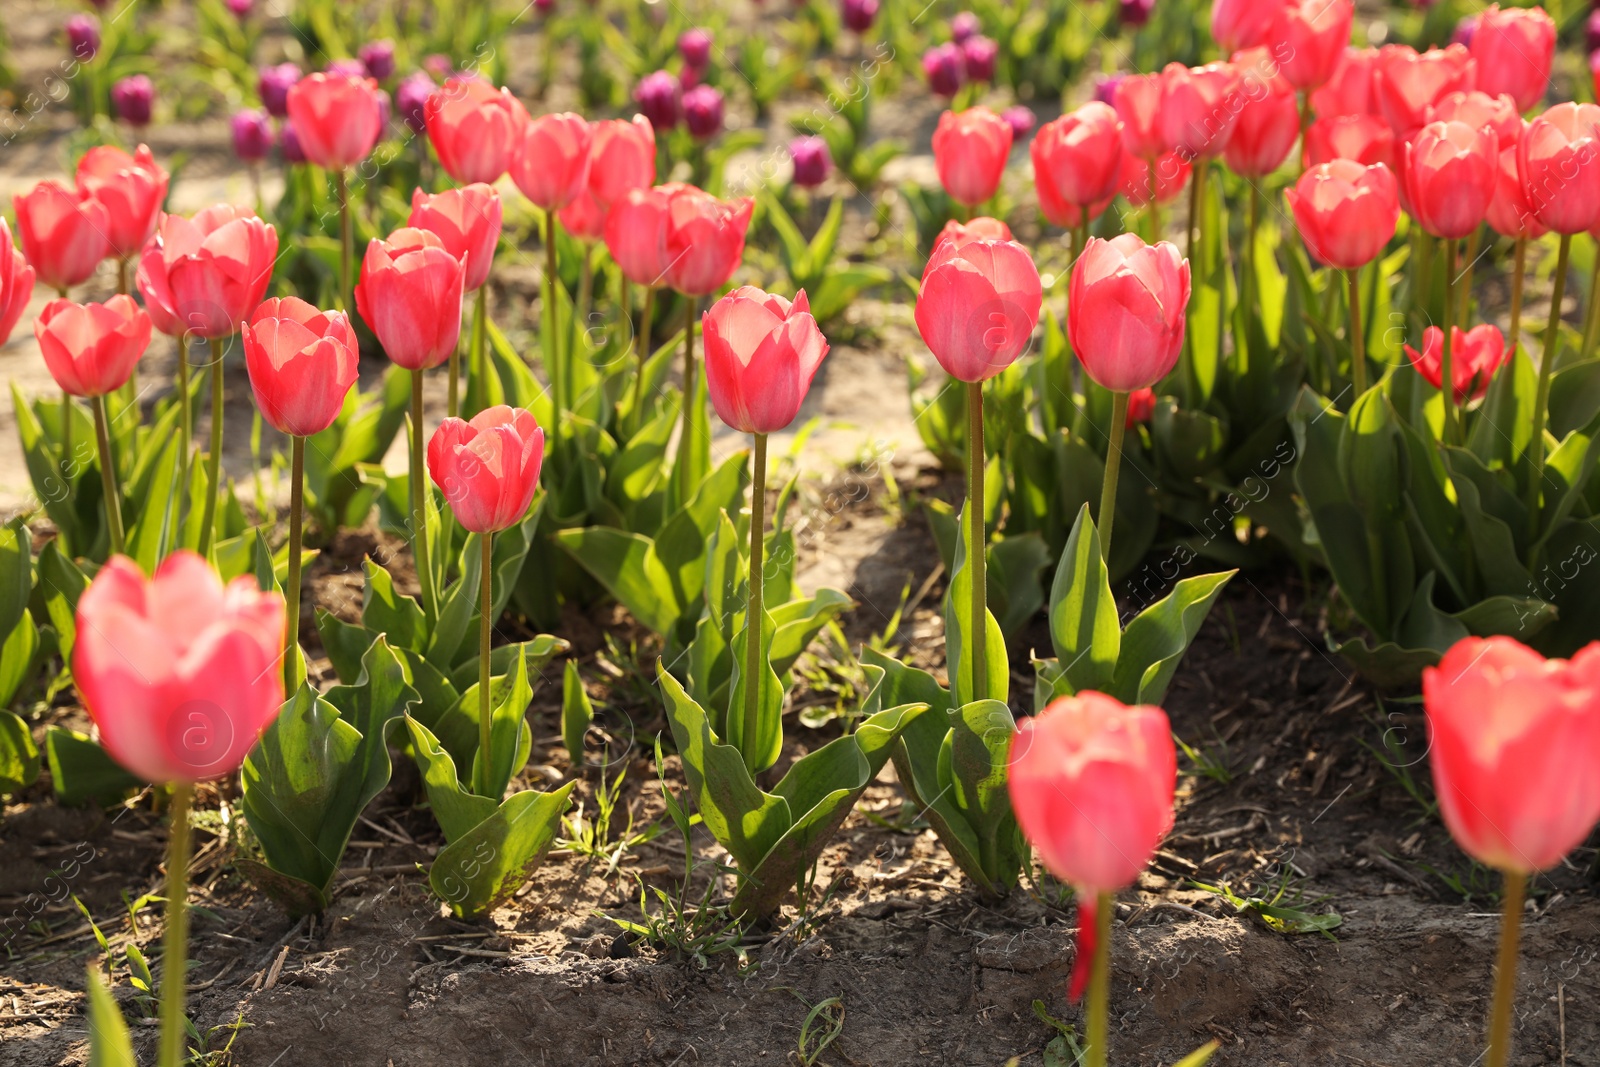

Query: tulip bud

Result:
[231,109,274,163]
[428,407,546,534]
[1161,62,1244,160]
[841,0,879,33]
[950,11,980,44]
[137,206,279,340]
[1375,44,1475,138]
[75,145,169,262]
[1303,114,1395,169]
[678,28,713,69]
[1224,53,1300,178]
[1093,73,1125,107]
[226,0,253,16]
[13,180,110,293]
[1287,160,1400,270]
[1032,102,1124,228]
[605,187,675,289]
[425,77,524,185]
[922,43,965,97]
[0,220,36,349]
[1486,132,1544,240]
[1405,121,1500,242]
[355,228,468,371]
[933,107,1013,207]
[1120,0,1155,26]
[243,298,360,437]
[915,236,1042,383]
[1519,103,1600,236]
[683,85,725,141]
[1069,234,1190,392]
[409,185,502,293]
[395,72,436,135]
[961,36,998,83]
[1126,387,1156,426]
[1471,4,1554,114]
[360,39,397,81]
[662,184,753,296]
[1311,46,1381,119]
[280,120,307,164]
[511,112,592,211]
[1002,105,1036,142]
[257,62,302,118]
[286,72,384,170]
[703,286,830,434]
[110,75,153,127]
[635,70,682,130]
[790,136,832,187]
[1211,0,1284,53]
[66,14,99,61]
[35,295,151,397]
[1279,0,1353,91]
[1113,72,1166,161]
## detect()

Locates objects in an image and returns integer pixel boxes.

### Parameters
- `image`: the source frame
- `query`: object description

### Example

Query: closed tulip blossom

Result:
[257,62,300,118]
[841,0,878,33]
[1422,636,1600,1067]
[354,227,467,372]
[635,70,682,130]
[35,295,151,399]
[1032,103,1125,232]
[662,184,753,297]
[1470,5,1554,113]
[683,84,725,140]
[790,136,832,188]
[1286,160,1400,270]
[586,116,656,210]
[110,75,154,127]
[923,42,965,97]
[66,14,99,60]
[1404,324,1508,402]
[1112,72,1167,161]
[1126,387,1156,426]
[916,237,1042,384]
[0,221,35,348]
[1008,692,1176,1063]
[605,186,675,289]
[1224,53,1300,178]
[136,206,279,340]
[395,72,436,135]
[1375,44,1475,138]
[74,144,169,267]
[425,77,524,185]
[360,39,396,81]
[1427,91,1519,152]
[511,111,592,211]
[1002,105,1036,141]
[702,286,829,435]
[241,298,359,437]
[950,11,980,44]
[285,72,384,171]
[1311,47,1382,118]
[933,107,1013,208]
[1279,0,1353,91]
[13,181,110,294]
[962,35,999,83]
[1303,114,1396,168]
[557,190,606,242]
[280,121,307,164]
[428,406,545,535]
[1519,103,1600,237]
[1404,120,1497,241]
[1210,0,1285,53]
[677,28,712,71]
[1119,0,1154,29]
[408,185,501,293]
[1159,62,1243,161]
[231,109,274,163]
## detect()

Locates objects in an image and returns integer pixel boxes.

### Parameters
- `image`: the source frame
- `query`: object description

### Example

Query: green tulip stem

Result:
[199,340,225,558]
[967,380,988,702]
[1458,227,1481,327]
[156,780,193,1067]
[335,168,353,316]
[1186,158,1205,264]
[1098,391,1130,564]
[1441,238,1460,442]
[478,530,494,796]
[1085,891,1113,1067]
[632,285,654,428]
[674,296,700,506]
[1485,869,1526,1067]
[56,291,73,488]
[742,433,768,760]
[1508,237,1527,356]
[91,394,124,556]
[577,247,594,364]
[1346,267,1367,401]
[1528,231,1571,551]
[447,341,462,420]
[1241,183,1260,376]
[1582,233,1600,364]
[176,333,191,501]
[471,284,488,416]
[546,211,563,442]
[410,369,438,619]
[283,435,304,693]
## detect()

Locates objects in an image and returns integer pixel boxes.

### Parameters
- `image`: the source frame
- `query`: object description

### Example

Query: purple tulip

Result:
[683,84,725,140]
[66,15,99,62]
[395,71,436,135]
[1002,105,1035,142]
[281,120,307,164]
[950,11,980,44]
[678,28,713,70]
[1119,0,1154,28]
[232,109,274,162]
[923,43,965,97]
[841,0,879,33]
[1093,72,1125,107]
[1456,13,1482,49]
[790,135,832,187]
[258,62,301,118]
[962,35,998,83]
[110,75,153,127]
[636,70,682,130]
[225,0,253,15]
[360,40,396,81]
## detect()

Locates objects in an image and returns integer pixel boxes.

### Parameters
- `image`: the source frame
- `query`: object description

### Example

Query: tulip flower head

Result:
[841,0,879,33]
[231,109,274,163]
[286,72,384,171]
[1518,103,1600,236]
[1303,114,1395,169]
[13,180,110,293]
[586,115,657,210]
[1069,234,1190,393]
[933,216,1015,256]
[683,84,726,140]
[0,220,35,348]
[425,77,524,185]
[408,185,502,292]
[1375,44,1476,138]
[111,75,154,127]
[242,297,360,437]
[1427,90,1520,151]
[1286,159,1401,269]
[427,406,546,534]
[1404,120,1498,240]
[1486,131,1545,240]
[354,227,468,371]
[1160,62,1244,160]
[950,11,980,44]
[1470,5,1554,114]
[1404,324,1509,402]
[1311,47,1382,119]
[360,39,397,81]
[1422,637,1600,874]
[1224,51,1300,178]
[1113,72,1167,161]
[73,552,286,783]
[662,184,754,296]
[1119,151,1191,207]
[395,72,436,135]
[75,144,169,262]
[1032,102,1125,228]
[916,236,1043,383]
[511,111,592,211]
[932,106,1013,207]
[962,36,999,83]
[790,136,832,188]
[635,70,682,130]
[1211,0,1285,53]
[1279,0,1354,91]
[1003,105,1036,141]
[35,295,151,398]
[1126,387,1157,426]
[604,186,676,289]
[702,286,829,435]
[257,62,301,118]
[136,205,279,340]
[66,14,99,61]
[923,43,965,97]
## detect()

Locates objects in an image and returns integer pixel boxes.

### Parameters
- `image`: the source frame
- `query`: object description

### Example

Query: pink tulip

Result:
[662,183,753,296]
[1404,324,1509,402]
[915,236,1042,383]
[13,181,110,293]
[933,216,1015,257]
[1286,160,1401,270]
[0,220,36,347]
[1279,0,1354,91]
[1120,151,1191,208]
[1160,62,1244,159]
[242,297,360,437]
[1404,120,1498,241]
[135,206,279,339]
[425,77,525,185]
[1032,102,1125,228]
[73,552,285,783]
[932,107,1013,207]
[1304,114,1396,169]
[585,115,657,211]
[1426,90,1520,151]
[1470,4,1555,113]
[604,186,675,289]
[408,185,502,292]
[510,112,592,211]
[35,295,151,397]
[1224,51,1300,178]
[1113,72,1167,161]
[74,144,169,261]
[354,227,467,371]
[702,286,829,434]
[1375,45,1476,138]
[285,72,384,170]
[1518,103,1600,236]
[1069,234,1190,393]
[1210,0,1284,52]
[557,190,607,242]
[1486,129,1544,240]
[1311,47,1382,119]
[427,406,545,534]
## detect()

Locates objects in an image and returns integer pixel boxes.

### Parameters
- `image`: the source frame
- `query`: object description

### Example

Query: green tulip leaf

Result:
[45,727,141,808]
[0,709,40,796]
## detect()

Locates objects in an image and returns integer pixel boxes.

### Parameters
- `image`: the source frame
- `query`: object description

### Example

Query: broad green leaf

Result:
[554,527,678,635]
[0,709,40,795]
[466,651,533,801]
[1047,505,1120,694]
[0,518,31,639]
[85,966,136,1067]
[1110,570,1235,706]
[944,500,1008,707]
[361,559,427,653]
[429,782,573,918]
[0,613,42,709]
[45,727,141,807]
[561,660,593,768]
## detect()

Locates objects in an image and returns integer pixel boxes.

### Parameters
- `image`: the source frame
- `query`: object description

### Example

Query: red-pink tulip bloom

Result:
[604,186,675,289]
[1487,131,1545,240]
[1404,324,1509,402]
[1375,45,1475,138]
[242,297,360,437]
[354,227,467,371]
[1427,91,1520,152]
[73,552,285,783]
[557,190,607,242]
[1404,120,1497,240]
[662,183,753,296]
[1210,0,1284,53]
[915,237,1042,383]
[408,185,501,293]
[932,107,1013,207]
[510,112,592,211]
[427,406,545,534]
[13,181,110,293]
[1518,103,1600,236]
[1160,62,1244,160]
[35,295,151,397]
[74,144,168,262]
[136,206,279,339]
[933,217,1015,257]
[1069,234,1190,393]
[1286,160,1401,269]
[1304,114,1395,168]
[425,77,525,185]
[1120,151,1191,207]
[1126,387,1156,426]
[585,115,657,211]
[1422,637,1600,874]
[285,73,384,170]
[1279,0,1354,91]
[702,286,829,434]
[1311,47,1382,119]
[0,220,35,347]
[1470,5,1555,113]
[1224,53,1300,178]
[1113,72,1167,162]
[1032,102,1125,228]
[1008,691,1176,1000]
